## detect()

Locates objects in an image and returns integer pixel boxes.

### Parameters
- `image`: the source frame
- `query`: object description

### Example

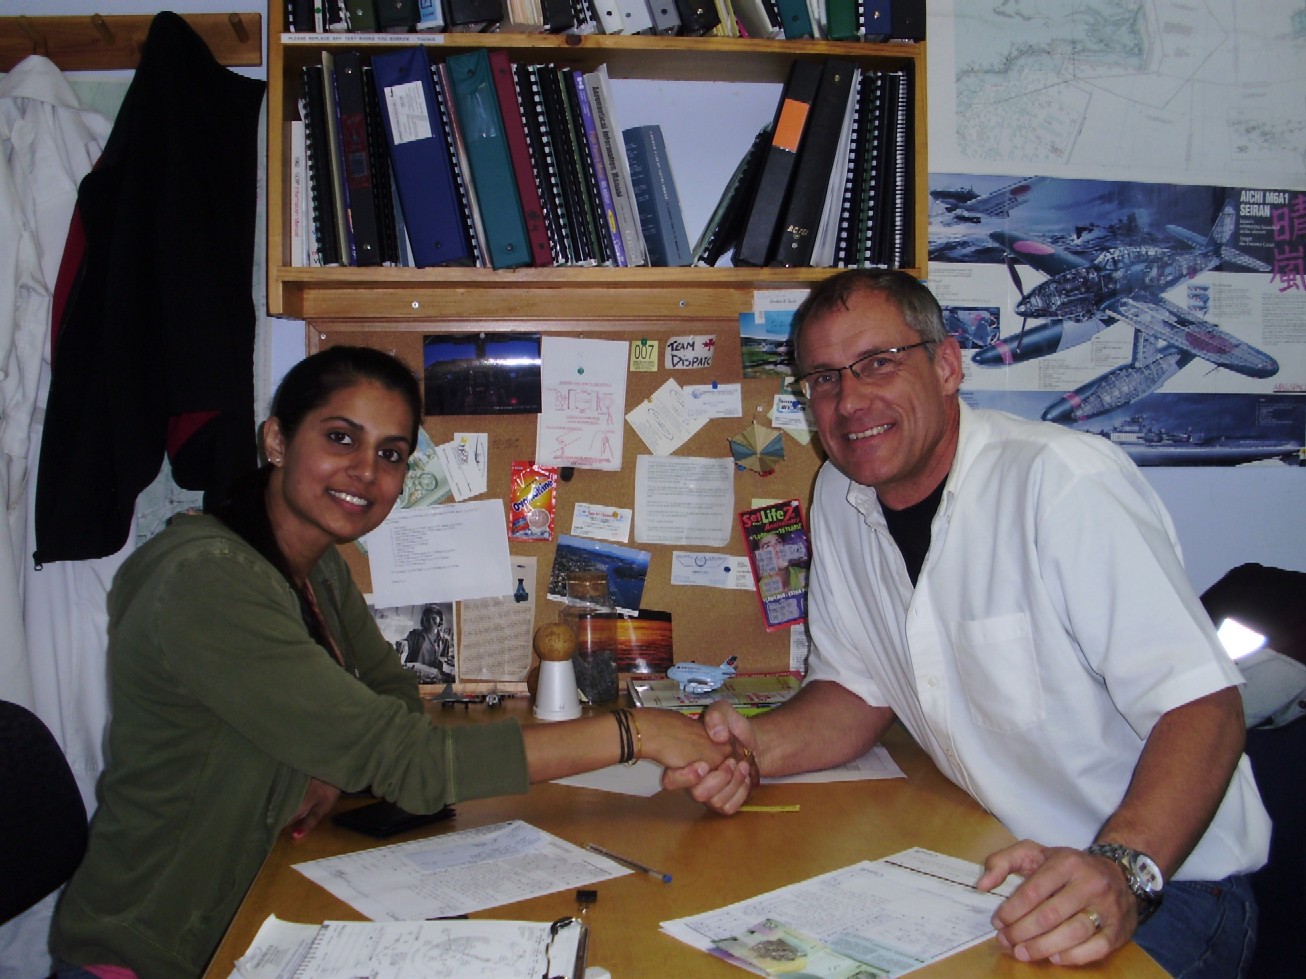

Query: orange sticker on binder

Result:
[773,99,811,154]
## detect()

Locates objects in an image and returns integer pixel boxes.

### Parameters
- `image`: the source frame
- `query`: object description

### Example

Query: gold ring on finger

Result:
[1083,908,1103,931]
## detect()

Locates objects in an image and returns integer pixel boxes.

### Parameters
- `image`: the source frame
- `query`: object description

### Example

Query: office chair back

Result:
[0,700,89,924]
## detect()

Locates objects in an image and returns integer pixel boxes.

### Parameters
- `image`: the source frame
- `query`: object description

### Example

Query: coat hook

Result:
[228,12,250,44]
[91,13,114,44]
[17,16,48,56]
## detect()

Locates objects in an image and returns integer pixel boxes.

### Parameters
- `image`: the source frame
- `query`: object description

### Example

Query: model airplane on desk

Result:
[667,656,738,695]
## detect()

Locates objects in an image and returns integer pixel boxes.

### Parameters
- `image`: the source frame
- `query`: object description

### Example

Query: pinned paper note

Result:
[683,382,743,420]
[626,378,708,455]
[665,335,716,369]
[536,336,627,472]
[571,502,633,543]
[630,338,659,372]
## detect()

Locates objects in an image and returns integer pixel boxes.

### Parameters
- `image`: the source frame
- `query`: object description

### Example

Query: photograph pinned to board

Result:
[613,610,673,674]
[547,534,652,614]
[423,333,542,415]
[740,290,806,378]
[368,600,457,685]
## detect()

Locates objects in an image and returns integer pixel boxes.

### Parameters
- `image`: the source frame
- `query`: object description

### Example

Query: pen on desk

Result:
[584,843,672,883]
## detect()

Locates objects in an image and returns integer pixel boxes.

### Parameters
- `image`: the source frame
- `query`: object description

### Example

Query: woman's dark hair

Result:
[270,346,422,452]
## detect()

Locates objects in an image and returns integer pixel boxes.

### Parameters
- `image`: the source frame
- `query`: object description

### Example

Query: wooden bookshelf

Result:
[0,13,262,72]
[266,11,927,320]
[269,12,929,674]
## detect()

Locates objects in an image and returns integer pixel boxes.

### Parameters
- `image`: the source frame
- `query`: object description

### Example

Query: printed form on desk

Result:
[230,914,586,979]
[292,820,628,921]
[663,847,1019,978]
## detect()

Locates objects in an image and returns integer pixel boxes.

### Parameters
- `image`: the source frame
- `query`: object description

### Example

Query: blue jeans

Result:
[1133,875,1257,978]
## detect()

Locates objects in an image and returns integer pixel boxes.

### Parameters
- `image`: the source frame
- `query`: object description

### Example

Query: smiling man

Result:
[666,270,1270,978]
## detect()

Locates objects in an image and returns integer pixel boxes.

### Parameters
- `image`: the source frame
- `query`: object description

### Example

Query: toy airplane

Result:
[667,656,738,695]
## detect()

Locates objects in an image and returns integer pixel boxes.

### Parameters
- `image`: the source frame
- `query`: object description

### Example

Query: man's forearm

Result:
[1094,686,1246,876]
[752,680,895,777]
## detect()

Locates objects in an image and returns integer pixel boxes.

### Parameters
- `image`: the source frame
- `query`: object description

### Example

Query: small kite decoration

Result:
[728,421,785,476]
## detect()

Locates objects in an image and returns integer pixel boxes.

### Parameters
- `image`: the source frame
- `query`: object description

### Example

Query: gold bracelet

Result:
[627,710,642,766]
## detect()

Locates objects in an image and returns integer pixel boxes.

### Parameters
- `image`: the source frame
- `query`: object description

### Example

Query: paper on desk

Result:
[231,915,581,979]
[293,819,628,921]
[550,746,902,797]
[662,847,1019,977]
[553,758,664,796]
[229,914,318,979]
[762,744,904,784]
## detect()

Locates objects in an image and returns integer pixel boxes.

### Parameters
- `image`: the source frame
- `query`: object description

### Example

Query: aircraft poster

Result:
[928,174,1306,466]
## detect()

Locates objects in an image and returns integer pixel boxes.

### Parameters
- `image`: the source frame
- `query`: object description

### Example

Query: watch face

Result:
[1129,852,1165,895]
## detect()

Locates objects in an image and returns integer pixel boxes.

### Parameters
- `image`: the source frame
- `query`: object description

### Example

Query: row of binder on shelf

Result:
[284,0,924,41]
[696,58,913,270]
[291,46,695,269]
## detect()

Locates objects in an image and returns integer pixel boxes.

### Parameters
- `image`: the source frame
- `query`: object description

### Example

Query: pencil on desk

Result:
[584,843,672,883]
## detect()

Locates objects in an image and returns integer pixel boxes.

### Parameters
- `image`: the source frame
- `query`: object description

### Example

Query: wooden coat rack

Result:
[0,12,262,73]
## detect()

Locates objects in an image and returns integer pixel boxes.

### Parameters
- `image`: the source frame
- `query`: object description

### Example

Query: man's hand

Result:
[286,778,341,841]
[635,706,735,771]
[660,701,760,814]
[979,840,1138,966]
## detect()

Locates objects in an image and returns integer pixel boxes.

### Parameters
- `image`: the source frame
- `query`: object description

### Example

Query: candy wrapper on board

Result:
[509,461,558,541]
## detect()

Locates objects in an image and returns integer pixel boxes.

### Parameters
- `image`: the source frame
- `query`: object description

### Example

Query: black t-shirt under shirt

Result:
[881,478,946,586]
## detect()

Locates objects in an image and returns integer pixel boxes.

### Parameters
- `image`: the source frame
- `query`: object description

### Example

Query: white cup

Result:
[534,658,582,721]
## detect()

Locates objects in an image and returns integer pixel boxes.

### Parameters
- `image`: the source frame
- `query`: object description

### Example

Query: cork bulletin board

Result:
[310,318,825,677]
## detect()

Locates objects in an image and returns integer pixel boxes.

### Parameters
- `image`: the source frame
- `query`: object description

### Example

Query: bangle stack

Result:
[613,708,642,766]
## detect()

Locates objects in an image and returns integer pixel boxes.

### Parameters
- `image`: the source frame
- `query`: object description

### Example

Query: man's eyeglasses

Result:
[792,340,935,400]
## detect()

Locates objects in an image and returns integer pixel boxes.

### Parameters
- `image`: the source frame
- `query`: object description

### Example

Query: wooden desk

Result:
[204,700,1163,978]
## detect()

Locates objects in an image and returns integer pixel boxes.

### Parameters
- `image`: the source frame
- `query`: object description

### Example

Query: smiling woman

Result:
[49,348,733,979]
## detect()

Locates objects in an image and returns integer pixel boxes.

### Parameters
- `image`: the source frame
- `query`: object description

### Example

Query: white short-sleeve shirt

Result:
[805,404,1270,881]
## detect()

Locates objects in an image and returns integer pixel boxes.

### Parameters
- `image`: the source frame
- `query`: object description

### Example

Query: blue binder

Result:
[370,47,473,268]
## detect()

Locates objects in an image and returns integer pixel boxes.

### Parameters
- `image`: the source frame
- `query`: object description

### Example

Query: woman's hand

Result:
[287,777,341,840]
[634,707,736,772]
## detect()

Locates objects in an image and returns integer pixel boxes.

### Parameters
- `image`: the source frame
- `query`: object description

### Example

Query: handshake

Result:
[659,701,763,815]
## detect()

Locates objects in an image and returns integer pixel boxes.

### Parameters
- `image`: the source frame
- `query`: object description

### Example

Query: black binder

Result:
[771,59,857,267]
[673,0,720,35]
[735,59,822,267]
[301,64,341,266]
[332,51,383,266]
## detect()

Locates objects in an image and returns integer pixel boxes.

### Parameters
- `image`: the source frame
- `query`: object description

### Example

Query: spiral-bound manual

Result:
[515,62,572,265]
[301,64,341,267]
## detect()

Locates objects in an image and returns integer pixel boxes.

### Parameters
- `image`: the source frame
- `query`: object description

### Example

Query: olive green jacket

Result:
[52,516,527,977]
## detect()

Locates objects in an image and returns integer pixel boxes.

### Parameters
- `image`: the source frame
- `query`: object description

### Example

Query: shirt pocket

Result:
[953,613,1046,733]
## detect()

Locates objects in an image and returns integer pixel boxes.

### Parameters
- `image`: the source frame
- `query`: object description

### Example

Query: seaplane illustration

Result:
[930,176,1043,224]
[976,202,1278,423]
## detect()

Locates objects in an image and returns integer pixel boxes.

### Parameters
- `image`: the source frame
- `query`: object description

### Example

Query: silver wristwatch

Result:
[1086,843,1165,924]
